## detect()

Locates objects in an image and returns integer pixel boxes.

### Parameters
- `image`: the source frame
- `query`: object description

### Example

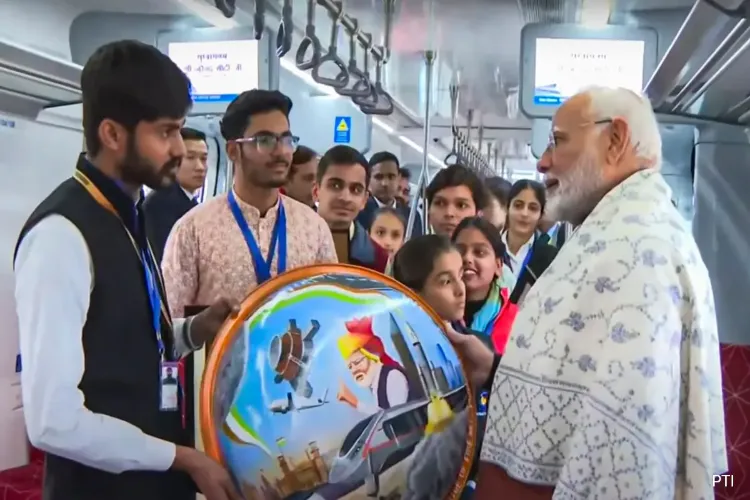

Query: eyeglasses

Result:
[547,118,612,151]
[235,133,300,152]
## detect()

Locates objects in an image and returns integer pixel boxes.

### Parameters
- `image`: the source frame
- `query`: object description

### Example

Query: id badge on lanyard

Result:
[73,170,183,414]
[227,190,287,284]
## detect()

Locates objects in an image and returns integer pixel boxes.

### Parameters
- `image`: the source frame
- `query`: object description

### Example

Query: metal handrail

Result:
[669,20,750,112]
[676,32,750,113]
[644,0,729,109]
[405,50,435,240]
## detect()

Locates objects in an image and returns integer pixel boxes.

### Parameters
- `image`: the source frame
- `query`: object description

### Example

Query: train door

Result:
[0,106,83,472]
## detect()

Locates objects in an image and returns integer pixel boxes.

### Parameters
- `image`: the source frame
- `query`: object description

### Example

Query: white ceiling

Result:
[62,0,194,16]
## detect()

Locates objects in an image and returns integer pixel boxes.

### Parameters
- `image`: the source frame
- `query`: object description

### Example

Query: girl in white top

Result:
[502,180,558,304]
[502,180,546,277]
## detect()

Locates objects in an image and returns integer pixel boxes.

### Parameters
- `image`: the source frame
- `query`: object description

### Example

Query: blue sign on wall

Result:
[333,116,352,144]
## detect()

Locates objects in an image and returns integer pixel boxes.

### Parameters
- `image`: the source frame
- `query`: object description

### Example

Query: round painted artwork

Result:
[201,264,477,500]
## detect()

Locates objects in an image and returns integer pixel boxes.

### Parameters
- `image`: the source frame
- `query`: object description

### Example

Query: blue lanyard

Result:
[141,250,164,356]
[73,170,168,358]
[133,204,164,356]
[227,190,287,284]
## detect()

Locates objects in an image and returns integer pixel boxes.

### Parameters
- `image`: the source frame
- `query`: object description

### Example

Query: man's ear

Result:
[607,117,631,164]
[226,140,238,163]
[98,119,127,155]
[312,183,319,203]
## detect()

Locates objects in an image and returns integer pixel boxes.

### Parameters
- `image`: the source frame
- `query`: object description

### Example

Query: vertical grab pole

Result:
[405,49,436,240]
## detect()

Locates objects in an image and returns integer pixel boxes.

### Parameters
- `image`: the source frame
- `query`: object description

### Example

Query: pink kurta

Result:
[161,192,337,317]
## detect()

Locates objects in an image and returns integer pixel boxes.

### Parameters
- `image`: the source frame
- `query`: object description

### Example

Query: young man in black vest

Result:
[13,41,240,500]
[143,127,208,262]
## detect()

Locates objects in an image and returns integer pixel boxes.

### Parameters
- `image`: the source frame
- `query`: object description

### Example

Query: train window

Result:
[339,414,376,456]
[383,409,423,438]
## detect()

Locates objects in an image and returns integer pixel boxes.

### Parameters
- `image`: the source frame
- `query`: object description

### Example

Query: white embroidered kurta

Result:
[481,170,727,499]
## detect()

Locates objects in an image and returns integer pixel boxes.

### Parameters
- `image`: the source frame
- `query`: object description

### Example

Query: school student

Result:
[392,234,502,499]
[451,217,518,354]
[425,164,488,237]
[502,180,558,304]
[368,206,406,257]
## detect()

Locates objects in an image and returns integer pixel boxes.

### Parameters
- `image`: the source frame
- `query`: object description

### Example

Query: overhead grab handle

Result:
[352,33,377,107]
[296,0,322,70]
[348,32,374,100]
[276,0,294,57]
[214,0,236,18]
[336,20,372,99]
[444,151,459,164]
[444,79,461,164]
[358,60,394,115]
[356,0,395,116]
[360,89,394,115]
[381,0,395,63]
[253,0,266,40]
[312,0,350,89]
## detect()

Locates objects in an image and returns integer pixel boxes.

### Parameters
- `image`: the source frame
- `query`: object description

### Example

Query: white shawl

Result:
[480,169,727,499]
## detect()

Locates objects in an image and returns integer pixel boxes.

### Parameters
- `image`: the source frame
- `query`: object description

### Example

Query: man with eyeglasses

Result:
[162,89,337,322]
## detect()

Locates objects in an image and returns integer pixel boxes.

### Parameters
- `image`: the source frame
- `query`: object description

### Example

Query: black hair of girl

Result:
[392,234,455,292]
[372,206,406,232]
[451,216,509,266]
[507,179,547,213]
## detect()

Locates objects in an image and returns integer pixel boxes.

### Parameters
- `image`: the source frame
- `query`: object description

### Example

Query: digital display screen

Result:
[167,39,259,103]
[533,38,645,106]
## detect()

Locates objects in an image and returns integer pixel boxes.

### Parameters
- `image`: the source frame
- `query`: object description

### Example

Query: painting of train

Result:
[202,268,476,500]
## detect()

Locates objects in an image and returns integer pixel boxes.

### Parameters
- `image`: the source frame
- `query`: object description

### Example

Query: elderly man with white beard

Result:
[434,86,728,500]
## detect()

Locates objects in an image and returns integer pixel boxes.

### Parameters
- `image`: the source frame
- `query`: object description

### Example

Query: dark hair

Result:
[180,127,206,142]
[81,40,192,155]
[451,216,506,259]
[508,179,546,212]
[290,145,318,177]
[292,145,317,165]
[369,151,400,168]
[398,167,411,179]
[485,176,512,207]
[371,206,406,232]
[392,235,457,292]
[425,164,487,209]
[316,145,371,185]
[219,89,293,140]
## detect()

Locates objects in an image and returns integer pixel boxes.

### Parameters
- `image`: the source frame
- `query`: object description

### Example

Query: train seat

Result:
[0,447,43,500]
[716,344,750,500]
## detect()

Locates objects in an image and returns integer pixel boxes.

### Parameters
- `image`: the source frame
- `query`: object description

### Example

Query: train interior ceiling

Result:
[2,0,750,493]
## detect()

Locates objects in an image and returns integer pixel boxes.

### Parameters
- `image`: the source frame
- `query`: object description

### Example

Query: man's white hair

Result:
[581,86,662,168]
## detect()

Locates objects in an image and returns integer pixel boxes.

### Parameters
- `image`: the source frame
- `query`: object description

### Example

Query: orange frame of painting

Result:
[200,263,478,500]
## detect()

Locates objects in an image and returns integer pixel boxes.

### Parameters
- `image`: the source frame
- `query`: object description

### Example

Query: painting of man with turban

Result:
[336,317,418,414]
